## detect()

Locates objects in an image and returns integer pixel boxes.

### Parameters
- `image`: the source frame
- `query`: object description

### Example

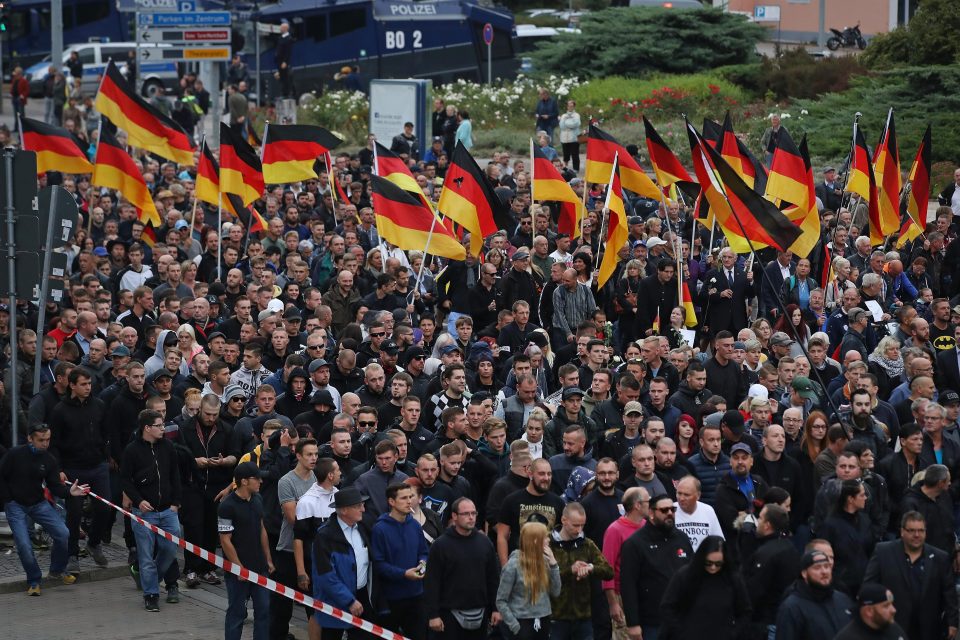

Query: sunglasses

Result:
[656,506,677,514]
[704,560,724,568]
[229,397,245,403]
[370,332,386,338]
[410,355,425,361]
[358,421,376,427]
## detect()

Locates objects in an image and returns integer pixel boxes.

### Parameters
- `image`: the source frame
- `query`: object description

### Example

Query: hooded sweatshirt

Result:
[370,511,429,601]
[144,329,189,378]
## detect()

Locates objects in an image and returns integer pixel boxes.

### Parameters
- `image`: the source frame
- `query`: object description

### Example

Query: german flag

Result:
[94,60,194,165]
[245,120,262,148]
[219,122,264,206]
[687,121,801,253]
[643,116,693,188]
[681,279,697,328]
[585,124,660,200]
[92,125,161,226]
[195,141,221,208]
[375,142,424,197]
[140,222,157,247]
[437,142,512,257]
[531,139,584,238]
[702,118,722,149]
[873,109,902,238]
[21,117,93,175]
[765,129,820,257]
[846,123,883,245]
[262,123,342,184]
[719,112,767,194]
[907,125,932,231]
[597,156,628,289]
[371,175,465,261]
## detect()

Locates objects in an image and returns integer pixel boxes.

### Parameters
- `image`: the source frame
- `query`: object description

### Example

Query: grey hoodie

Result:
[496,549,561,634]
[144,329,189,377]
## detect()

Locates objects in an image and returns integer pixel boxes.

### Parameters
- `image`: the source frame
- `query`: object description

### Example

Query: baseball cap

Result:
[267,299,285,314]
[207,331,226,343]
[730,442,753,456]
[941,390,960,406]
[257,309,275,323]
[847,307,868,322]
[562,387,585,401]
[380,340,400,355]
[403,346,426,365]
[283,307,301,321]
[857,583,891,607]
[748,383,769,401]
[791,376,818,400]
[308,358,330,373]
[645,237,667,249]
[769,332,794,347]
[439,344,462,356]
[93,246,108,257]
[623,401,644,416]
[234,461,265,482]
[511,250,530,261]
[628,216,643,226]
[149,369,174,383]
[800,550,830,570]
[205,294,219,306]
[110,345,131,358]
[704,411,723,428]
[733,341,746,350]
[174,220,189,230]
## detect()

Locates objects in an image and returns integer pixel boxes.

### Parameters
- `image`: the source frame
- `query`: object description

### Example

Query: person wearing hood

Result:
[292,389,336,440]
[548,502,614,637]
[667,361,712,429]
[775,548,854,640]
[477,419,511,479]
[548,424,597,494]
[561,466,596,504]
[371,482,430,640]
[144,329,188,378]
[274,366,312,419]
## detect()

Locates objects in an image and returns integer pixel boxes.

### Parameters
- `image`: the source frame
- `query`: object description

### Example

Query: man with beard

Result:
[355,363,389,410]
[834,584,908,640]
[307,358,341,412]
[776,548,853,639]
[620,494,693,640]
[496,458,565,566]
[668,361,711,425]
[753,424,801,510]
[581,457,623,547]
[425,364,469,433]
[842,389,890,459]
[329,348,363,396]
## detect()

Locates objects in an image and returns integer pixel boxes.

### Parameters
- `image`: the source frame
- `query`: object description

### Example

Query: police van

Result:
[25,41,179,98]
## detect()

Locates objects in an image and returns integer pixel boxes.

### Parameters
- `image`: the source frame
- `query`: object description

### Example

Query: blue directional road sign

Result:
[137,11,232,27]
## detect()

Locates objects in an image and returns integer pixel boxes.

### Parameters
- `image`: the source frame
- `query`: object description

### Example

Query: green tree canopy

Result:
[530,7,765,78]
[861,0,960,69]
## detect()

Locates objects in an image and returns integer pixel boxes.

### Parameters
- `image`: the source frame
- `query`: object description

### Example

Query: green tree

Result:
[861,0,960,68]
[530,7,765,78]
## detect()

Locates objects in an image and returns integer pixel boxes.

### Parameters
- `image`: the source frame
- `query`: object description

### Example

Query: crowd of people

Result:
[2,85,960,640]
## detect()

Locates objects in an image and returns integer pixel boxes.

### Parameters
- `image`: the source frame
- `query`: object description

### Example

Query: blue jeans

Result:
[131,508,180,597]
[5,499,69,586]
[225,573,270,640]
[551,619,593,639]
[641,626,659,640]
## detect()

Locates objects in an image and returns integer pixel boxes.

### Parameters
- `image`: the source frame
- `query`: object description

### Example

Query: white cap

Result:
[748,383,769,401]
[267,299,284,314]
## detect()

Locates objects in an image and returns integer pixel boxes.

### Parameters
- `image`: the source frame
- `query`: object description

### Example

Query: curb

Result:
[0,562,130,595]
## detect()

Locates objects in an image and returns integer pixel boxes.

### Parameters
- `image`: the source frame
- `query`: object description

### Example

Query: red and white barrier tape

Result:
[85,490,410,640]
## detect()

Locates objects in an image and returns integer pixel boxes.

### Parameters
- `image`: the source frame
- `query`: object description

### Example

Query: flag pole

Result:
[838,112,862,213]
[217,191,223,282]
[410,215,438,305]
[190,134,205,240]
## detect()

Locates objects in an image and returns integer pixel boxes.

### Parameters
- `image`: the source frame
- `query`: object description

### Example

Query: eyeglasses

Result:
[149,423,165,429]
[370,332,385,338]
[704,560,724,568]
[410,355,425,361]
[455,510,477,517]
[656,506,677,514]
[811,423,827,429]
[229,397,245,403]
[358,421,376,427]
[307,345,323,350]
[903,527,926,535]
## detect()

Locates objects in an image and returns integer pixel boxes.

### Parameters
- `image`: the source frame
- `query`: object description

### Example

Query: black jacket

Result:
[667,380,713,425]
[499,267,541,322]
[0,444,72,506]
[48,393,109,469]
[712,472,770,544]
[620,522,693,627]
[820,509,876,596]
[774,579,854,640]
[741,534,801,627]
[120,436,182,511]
[660,566,751,640]
[834,614,908,640]
[173,417,238,492]
[864,539,958,640]
[423,526,500,617]
[900,485,956,555]
[109,383,149,462]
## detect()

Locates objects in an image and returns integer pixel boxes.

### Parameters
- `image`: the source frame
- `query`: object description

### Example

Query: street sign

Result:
[137,11,231,27]
[140,28,231,44]
[140,46,231,62]
[482,22,494,45]
[38,186,79,248]
[118,0,195,12]
[0,252,41,298]
[754,5,781,21]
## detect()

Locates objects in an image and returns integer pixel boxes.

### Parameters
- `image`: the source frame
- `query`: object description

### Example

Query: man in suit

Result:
[815,167,844,212]
[761,250,793,320]
[863,510,958,640]
[935,325,960,392]
[703,247,754,336]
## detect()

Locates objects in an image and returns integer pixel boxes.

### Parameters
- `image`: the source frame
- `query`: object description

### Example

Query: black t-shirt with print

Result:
[498,488,564,553]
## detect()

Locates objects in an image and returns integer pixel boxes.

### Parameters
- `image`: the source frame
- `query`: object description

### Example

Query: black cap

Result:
[283,307,302,321]
[333,487,367,508]
[205,294,219,306]
[208,282,226,297]
[941,390,960,406]
[800,550,830,570]
[381,340,399,355]
[207,331,226,342]
[149,369,174,383]
[308,358,330,373]
[721,409,745,433]
[562,386,585,400]
[403,346,426,365]
[857,582,891,606]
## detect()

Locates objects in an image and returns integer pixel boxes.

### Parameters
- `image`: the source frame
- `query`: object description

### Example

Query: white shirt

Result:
[778,261,791,281]
[952,186,960,216]
[338,518,369,590]
[674,501,724,551]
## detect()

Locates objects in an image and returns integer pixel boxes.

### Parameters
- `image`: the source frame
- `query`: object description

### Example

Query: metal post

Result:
[487,43,491,85]
[52,0,64,79]
[818,0,826,46]
[217,192,223,281]
[210,62,221,149]
[4,150,17,444]
[135,12,141,93]
[254,1,261,108]
[0,28,5,114]
[32,187,58,394]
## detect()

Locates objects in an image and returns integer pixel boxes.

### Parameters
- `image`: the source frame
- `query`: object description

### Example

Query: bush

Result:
[530,7,764,78]
[717,50,867,101]
[299,90,370,146]
[861,0,960,69]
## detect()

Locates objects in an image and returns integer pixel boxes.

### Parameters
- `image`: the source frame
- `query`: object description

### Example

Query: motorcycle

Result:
[827,22,867,50]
